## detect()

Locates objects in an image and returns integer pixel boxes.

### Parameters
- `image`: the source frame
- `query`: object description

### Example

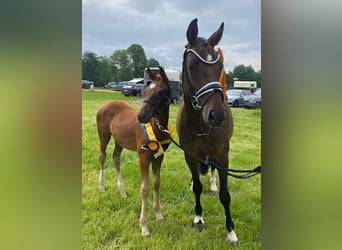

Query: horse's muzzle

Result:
[137,112,150,124]
[207,108,226,127]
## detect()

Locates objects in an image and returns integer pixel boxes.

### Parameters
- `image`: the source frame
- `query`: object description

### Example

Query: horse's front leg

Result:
[218,170,238,244]
[152,156,164,220]
[188,161,204,232]
[139,153,151,236]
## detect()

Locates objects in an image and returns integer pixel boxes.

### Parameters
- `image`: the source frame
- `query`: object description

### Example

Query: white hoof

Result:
[141,227,150,236]
[210,183,218,192]
[155,212,164,220]
[99,187,105,192]
[226,230,238,244]
[119,190,127,198]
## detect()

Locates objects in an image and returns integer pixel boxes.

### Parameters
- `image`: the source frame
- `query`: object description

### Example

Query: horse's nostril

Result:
[208,110,215,121]
[207,109,225,127]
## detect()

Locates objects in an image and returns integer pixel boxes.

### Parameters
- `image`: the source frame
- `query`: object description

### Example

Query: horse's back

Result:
[97,101,140,150]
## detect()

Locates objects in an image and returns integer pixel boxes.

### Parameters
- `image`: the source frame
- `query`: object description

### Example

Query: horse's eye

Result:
[189,61,198,71]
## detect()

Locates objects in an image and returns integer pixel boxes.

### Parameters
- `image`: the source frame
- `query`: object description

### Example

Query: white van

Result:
[233,81,257,91]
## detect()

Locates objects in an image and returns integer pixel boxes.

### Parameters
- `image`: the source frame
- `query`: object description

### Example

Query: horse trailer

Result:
[144,67,182,103]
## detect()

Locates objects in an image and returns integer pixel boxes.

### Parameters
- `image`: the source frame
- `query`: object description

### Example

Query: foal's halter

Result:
[143,86,171,116]
[183,48,224,110]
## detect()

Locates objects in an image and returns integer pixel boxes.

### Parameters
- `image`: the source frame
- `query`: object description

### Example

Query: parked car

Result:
[244,88,261,109]
[226,89,252,107]
[121,83,144,96]
[82,80,94,89]
[104,82,117,89]
[113,81,130,91]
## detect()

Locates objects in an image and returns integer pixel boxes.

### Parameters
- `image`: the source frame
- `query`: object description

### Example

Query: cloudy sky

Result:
[82,0,260,72]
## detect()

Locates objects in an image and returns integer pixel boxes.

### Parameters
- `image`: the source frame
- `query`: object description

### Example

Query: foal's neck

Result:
[156,106,169,127]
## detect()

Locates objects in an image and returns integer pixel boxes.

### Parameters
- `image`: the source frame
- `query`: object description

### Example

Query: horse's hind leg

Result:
[99,134,110,192]
[152,157,163,220]
[113,142,126,198]
[218,171,238,244]
[210,166,218,192]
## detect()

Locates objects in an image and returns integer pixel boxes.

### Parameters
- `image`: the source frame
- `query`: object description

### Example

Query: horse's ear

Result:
[186,18,198,44]
[147,67,157,81]
[158,66,169,83]
[208,22,224,47]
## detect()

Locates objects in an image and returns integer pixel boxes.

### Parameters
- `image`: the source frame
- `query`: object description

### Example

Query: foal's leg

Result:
[190,165,204,232]
[152,157,163,220]
[218,171,238,244]
[210,166,218,192]
[113,142,126,198]
[98,135,110,192]
[139,153,151,236]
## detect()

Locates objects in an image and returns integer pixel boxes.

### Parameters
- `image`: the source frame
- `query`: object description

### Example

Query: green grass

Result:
[82,88,261,249]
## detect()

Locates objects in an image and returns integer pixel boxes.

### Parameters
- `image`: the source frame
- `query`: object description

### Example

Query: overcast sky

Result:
[82,0,260,72]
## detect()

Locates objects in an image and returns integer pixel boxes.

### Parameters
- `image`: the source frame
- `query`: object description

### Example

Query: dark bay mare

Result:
[96,67,171,236]
[176,19,238,244]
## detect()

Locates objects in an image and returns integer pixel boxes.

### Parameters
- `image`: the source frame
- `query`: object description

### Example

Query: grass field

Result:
[82,89,261,249]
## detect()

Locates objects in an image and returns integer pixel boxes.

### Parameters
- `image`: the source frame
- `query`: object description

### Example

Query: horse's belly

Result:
[111,117,138,151]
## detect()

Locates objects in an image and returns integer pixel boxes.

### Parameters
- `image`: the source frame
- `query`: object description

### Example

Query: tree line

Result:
[82,43,261,87]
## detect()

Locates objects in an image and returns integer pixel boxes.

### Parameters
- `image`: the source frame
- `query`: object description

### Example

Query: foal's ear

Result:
[147,67,157,81]
[186,18,198,44]
[158,66,169,83]
[208,22,224,47]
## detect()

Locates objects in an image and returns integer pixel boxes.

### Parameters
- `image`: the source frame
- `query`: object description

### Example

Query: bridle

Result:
[182,48,224,110]
[143,85,171,116]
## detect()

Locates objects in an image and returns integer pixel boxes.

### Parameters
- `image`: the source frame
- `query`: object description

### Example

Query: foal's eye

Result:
[157,90,165,97]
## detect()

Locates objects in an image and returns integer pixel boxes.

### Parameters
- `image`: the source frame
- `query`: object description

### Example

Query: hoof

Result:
[210,184,218,192]
[155,212,164,220]
[141,227,150,237]
[120,191,127,198]
[226,230,238,245]
[99,187,105,192]
[192,222,204,232]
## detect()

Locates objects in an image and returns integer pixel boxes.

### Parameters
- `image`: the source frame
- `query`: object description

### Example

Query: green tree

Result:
[82,51,101,86]
[147,58,160,67]
[127,44,147,78]
[224,65,261,89]
[110,49,133,81]
[226,70,234,88]
[255,70,261,87]
[233,64,256,81]
[97,56,113,87]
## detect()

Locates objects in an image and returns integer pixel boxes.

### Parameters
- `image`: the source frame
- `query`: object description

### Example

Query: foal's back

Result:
[96,101,140,151]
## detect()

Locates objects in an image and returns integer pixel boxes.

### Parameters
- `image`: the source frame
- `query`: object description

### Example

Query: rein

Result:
[157,124,261,179]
